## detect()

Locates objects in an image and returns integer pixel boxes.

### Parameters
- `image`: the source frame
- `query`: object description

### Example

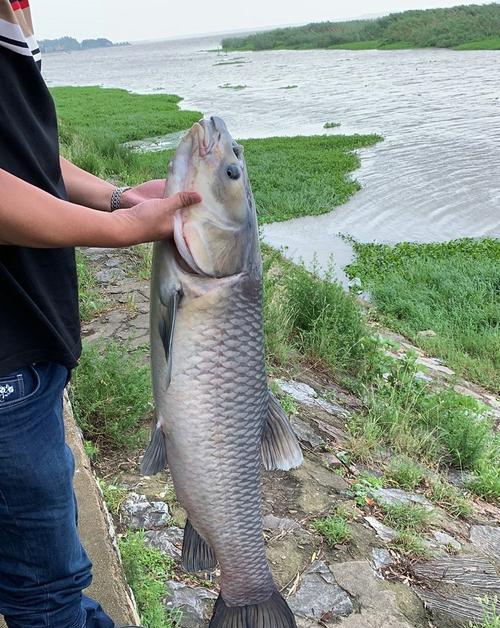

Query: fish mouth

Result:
[197,116,227,157]
[173,211,206,276]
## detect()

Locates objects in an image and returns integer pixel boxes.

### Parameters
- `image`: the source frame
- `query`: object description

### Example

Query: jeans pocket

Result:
[0,366,40,411]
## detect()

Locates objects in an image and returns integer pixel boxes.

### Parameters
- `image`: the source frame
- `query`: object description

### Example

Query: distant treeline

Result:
[39,37,129,53]
[222,3,500,51]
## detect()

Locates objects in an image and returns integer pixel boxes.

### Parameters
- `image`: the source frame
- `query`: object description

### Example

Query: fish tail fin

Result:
[261,392,303,471]
[140,425,167,475]
[182,519,217,572]
[209,591,296,628]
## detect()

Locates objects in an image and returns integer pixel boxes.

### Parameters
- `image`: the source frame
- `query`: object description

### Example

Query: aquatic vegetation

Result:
[324,121,341,128]
[346,238,500,393]
[222,4,500,51]
[279,85,298,89]
[218,83,247,90]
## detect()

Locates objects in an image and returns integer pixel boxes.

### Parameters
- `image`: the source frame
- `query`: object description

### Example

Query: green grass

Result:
[428,478,472,518]
[385,457,425,491]
[52,86,201,144]
[119,531,180,628]
[98,479,128,515]
[390,530,431,558]
[313,506,352,546]
[469,597,500,628]
[76,250,108,322]
[381,503,433,532]
[457,37,500,50]
[346,239,500,393]
[71,340,152,450]
[350,472,384,507]
[262,248,377,376]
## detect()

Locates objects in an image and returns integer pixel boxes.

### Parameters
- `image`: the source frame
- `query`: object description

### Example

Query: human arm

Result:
[60,157,166,210]
[0,168,200,248]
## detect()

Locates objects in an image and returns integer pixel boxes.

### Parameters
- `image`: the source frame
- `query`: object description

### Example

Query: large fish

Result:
[141,116,303,628]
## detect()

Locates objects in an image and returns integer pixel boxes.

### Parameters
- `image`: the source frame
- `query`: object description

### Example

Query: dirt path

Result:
[80,246,500,628]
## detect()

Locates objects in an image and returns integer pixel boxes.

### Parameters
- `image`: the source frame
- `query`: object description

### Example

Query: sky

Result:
[32,0,491,42]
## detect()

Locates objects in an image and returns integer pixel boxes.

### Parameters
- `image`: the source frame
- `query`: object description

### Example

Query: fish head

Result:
[167,116,259,278]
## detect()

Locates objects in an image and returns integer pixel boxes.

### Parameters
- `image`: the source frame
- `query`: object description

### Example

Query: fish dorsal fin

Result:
[182,519,217,573]
[261,392,303,471]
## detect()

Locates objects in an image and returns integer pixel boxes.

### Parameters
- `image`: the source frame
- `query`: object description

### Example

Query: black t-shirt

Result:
[0,47,81,376]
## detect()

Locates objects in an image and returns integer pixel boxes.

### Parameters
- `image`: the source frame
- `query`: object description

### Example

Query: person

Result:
[0,1,201,626]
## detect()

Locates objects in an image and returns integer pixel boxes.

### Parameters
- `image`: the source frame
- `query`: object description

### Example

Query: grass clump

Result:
[391,530,431,558]
[313,505,352,546]
[469,596,500,628]
[263,248,376,377]
[457,38,500,50]
[385,457,425,491]
[119,530,179,628]
[98,479,128,515]
[351,352,494,470]
[428,478,472,518]
[467,437,500,504]
[346,238,500,393]
[381,502,433,532]
[71,341,152,450]
[76,250,108,322]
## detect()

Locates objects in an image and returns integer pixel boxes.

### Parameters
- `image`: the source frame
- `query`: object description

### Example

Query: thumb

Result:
[167,191,202,210]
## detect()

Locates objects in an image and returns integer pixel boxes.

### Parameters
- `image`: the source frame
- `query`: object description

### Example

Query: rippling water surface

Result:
[43,36,500,280]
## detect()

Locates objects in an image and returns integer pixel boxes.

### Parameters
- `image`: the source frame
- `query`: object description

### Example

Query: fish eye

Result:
[226,164,241,180]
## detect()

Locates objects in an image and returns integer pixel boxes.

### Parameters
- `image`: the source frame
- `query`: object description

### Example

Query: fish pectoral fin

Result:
[140,425,167,475]
[158,288,181,387]
[209,590,297,628]
[182,519,217,573]
[261,391,303,472]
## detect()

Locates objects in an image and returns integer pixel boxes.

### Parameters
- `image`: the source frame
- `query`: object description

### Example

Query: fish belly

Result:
[162,276,274,607]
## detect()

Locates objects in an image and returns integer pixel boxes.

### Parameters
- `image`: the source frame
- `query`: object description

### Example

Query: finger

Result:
[170,191,202,209]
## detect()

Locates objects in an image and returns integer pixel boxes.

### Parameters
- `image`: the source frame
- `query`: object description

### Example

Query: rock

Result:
[470,525,500,562]
[320,452,343,468]
[95,268,126,283]
[164,581,217,628]
[447,469,475,488]
[290,416,324,448]
[433,531,461,552]
[364,516,396,542]
[262,514,300,531]
[121,492,170,530]
[372,548,394,572]
[331,561,426,628]
[277,380,348,417]
[288,560,353,620]
[416,357,455,377]
[373,488,434,511]
[144,527,183,560]
[417,329,437,337]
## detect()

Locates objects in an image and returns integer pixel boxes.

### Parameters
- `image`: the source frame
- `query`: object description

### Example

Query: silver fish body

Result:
[143,117,302,628]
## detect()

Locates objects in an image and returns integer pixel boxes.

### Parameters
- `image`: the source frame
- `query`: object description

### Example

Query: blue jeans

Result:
[0,362,115,628]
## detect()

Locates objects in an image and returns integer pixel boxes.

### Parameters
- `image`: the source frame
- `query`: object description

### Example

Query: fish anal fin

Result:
[182,519,217,573]
[140,425,167,475]
[209,590,297,628]
[261,391,303,471]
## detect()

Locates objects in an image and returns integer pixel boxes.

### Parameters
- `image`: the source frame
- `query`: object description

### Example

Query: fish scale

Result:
[164,275,274,606]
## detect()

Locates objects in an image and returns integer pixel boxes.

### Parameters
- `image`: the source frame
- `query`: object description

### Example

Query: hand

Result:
[120,180,166,208]
[111,191,202,246]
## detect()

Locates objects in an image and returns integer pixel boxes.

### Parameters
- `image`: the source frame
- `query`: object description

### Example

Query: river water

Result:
[43,36,500,282]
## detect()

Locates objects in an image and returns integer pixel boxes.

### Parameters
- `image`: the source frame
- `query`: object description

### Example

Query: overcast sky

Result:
[32,0,490,42]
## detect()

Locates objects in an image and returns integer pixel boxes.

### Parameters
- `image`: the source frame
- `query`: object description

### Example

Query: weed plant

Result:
[119,531,180,628]
[313,505,352,546]
[71,341,152,450]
